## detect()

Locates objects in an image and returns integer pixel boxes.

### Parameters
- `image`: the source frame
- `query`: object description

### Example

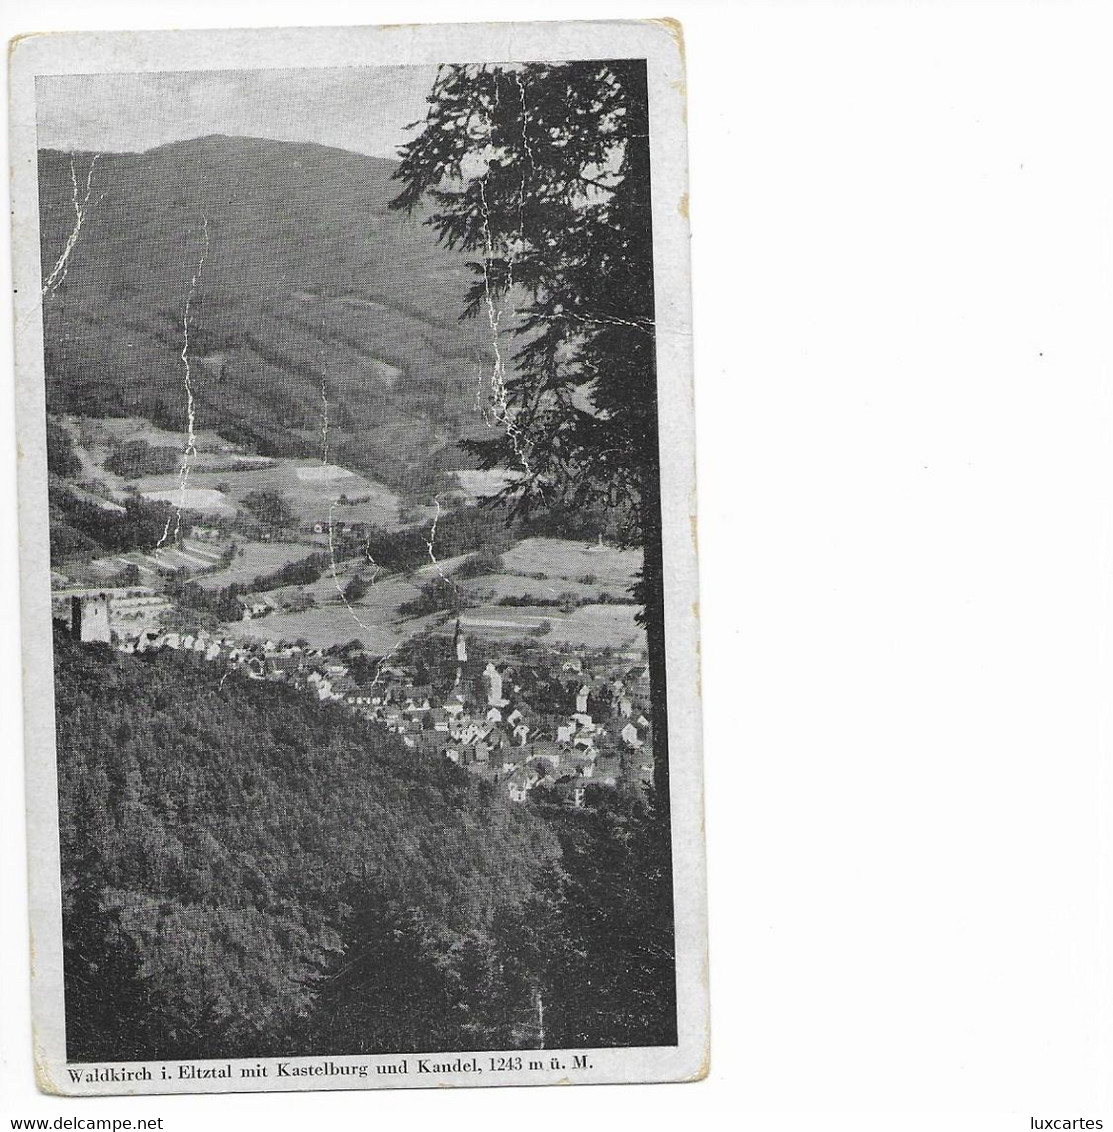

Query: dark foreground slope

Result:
[38,136,496,495]
[55,633,562,1060]
[55,634,676,1061]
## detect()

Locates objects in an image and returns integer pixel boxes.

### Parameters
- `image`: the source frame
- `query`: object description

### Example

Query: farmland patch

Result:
[500,537,642,588]
[192,541,319,590]
[130,456,401,529]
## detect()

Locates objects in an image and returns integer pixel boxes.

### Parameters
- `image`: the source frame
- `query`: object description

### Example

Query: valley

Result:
[41,132,652,817]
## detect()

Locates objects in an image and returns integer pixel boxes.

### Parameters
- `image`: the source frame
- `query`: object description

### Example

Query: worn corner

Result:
[9,30,52,64]
[648,17,687,66]
[33,1038,63,1096]
[686,1041,711,1083]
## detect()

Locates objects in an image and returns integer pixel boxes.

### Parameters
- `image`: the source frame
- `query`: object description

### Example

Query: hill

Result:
[38,135,499,497]
[55,632,562,1059]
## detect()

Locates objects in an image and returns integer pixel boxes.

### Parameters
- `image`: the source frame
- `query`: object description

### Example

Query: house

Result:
[506,765,538,803]
[134,630,159,653]
[630,667,652,708]
[554,777,588,809]
[525,741,561,770]
[267,653,303,676]
[621,722,644,749]
[306,672,334,700]
[240,595,275,620]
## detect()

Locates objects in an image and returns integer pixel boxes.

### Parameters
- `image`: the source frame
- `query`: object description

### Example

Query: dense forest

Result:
[55,634,675,1061]
[37,137,500,499]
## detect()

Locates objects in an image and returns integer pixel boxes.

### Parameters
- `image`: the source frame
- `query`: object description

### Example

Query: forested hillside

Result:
[55,635,675,1060]
[38,137,497,496]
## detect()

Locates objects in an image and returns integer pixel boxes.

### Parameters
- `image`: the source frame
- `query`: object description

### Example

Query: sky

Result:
[35,65,441,159]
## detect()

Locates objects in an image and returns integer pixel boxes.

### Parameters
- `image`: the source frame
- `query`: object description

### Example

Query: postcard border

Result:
[9,17,706,1094]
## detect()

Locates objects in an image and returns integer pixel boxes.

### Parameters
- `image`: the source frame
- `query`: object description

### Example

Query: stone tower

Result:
[71,593,111,643]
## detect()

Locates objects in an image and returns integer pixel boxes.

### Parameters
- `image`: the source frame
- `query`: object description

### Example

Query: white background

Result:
[2,2,1112,1129]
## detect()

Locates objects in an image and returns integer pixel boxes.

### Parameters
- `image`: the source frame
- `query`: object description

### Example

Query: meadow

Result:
[500,537,642,588]
[191,541,321,590]
[132,458,401,528]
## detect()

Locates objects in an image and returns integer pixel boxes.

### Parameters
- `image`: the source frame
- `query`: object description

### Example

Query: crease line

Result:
[41,152,99,301]
[158,212,210,548]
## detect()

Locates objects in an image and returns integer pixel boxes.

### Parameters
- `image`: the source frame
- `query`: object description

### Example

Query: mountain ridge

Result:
[38,133,502,498]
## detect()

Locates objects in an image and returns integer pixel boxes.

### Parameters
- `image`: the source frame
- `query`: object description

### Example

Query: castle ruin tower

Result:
[71,593,112,644]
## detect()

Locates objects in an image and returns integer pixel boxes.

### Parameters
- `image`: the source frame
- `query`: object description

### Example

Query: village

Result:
[53,585,655,810]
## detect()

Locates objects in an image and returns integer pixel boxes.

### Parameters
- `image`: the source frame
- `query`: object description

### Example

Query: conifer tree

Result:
[391,60,670,806]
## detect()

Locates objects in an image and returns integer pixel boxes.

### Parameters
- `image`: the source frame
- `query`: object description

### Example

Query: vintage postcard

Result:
[9,19,704,1094]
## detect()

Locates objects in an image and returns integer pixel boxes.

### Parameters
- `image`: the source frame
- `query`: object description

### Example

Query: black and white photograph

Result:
[9,20,704,1095]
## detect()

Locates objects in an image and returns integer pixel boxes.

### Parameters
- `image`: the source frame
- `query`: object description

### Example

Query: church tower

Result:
[453,618,467,686]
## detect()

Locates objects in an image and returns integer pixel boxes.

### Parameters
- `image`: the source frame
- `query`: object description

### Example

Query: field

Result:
[65,416,264,494]
[81,415,237,454]
[191,541,319,590]
[141,487,238,516]
[218,537,646,654]
[62,415,404,530]
[500,537,642,588]
[458,603,644,650]
[230,600,406,653]
[458,573,612,602]
[131,457,401,527]
[75,536,320,591]
[80,537,226,583]
[231,566,422,650]
[233,593,642,656]
[233,599,643,654]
